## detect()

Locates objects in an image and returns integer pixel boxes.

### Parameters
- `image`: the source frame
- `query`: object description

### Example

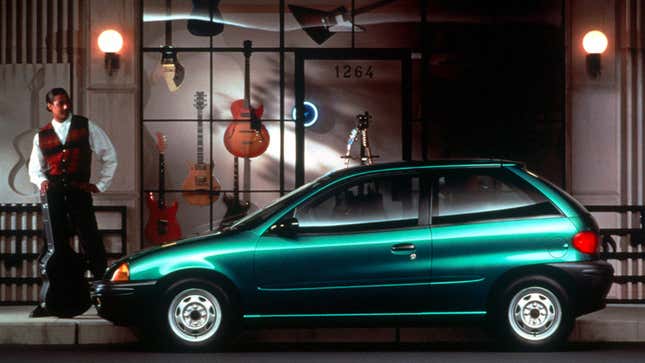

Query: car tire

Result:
[153,278,233,351]
[492,275,573,351]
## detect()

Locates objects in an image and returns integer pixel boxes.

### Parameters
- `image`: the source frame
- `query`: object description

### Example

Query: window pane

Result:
[295,174,419,228]
[435,170,557,223]
[303,59,403,182]
[143,52,210,120]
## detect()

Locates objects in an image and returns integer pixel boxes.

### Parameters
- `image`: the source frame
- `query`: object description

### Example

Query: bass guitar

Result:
[219,157,250,229]
[145,133,182,244]
[182,91,221,206]
[37,193,91,318]
[223,40,270,159]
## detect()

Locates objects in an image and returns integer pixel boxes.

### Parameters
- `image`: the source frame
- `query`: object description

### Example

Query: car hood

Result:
[107,228,250,275]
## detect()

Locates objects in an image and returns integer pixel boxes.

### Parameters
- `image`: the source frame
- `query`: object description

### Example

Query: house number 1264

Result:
[335,65,374,79]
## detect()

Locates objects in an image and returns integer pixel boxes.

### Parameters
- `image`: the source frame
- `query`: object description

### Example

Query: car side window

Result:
[294,173,421,231]
[432,169,560,225]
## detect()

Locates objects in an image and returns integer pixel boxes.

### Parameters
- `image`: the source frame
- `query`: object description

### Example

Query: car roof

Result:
[324,159,525,179]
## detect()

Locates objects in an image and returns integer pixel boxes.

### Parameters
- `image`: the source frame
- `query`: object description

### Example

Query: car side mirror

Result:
[269,217,299,238]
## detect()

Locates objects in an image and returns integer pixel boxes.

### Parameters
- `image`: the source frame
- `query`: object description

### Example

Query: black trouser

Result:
[45,185,106,279]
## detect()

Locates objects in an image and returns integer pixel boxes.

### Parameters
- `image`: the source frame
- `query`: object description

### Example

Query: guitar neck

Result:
[354,0,396,15]
[233,156,239,199]
[158,153,166,208]
[244,53,250,109]
[197,110,204,165]
[165,0,172,44]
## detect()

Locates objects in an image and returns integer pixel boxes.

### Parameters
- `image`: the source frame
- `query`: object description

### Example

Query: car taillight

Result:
[572,231,599,254]
[110,263,130,282]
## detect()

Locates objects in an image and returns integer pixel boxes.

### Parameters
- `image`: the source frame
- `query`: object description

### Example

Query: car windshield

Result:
[228,173,333,231]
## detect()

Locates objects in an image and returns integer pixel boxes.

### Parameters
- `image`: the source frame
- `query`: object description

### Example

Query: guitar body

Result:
[187,0,224,36]
[219,193,251,229]
[145,193,182,244]
[182,162,221,205]
[224,100,270,158]
[38,193,91,318]
[40,246,92,317]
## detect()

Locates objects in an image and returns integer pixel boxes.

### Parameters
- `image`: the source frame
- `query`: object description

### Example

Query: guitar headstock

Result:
[155,132,168,154]
[243,40,252,58]
[194,91,207,111]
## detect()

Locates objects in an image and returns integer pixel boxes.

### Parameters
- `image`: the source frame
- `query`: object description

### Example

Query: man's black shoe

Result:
[29,305,52,318]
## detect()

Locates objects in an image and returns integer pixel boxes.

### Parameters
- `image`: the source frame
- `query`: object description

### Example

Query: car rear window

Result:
[432,168,561,225]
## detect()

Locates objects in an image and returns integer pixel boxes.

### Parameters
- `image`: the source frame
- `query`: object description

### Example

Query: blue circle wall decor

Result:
[291,101,319,128]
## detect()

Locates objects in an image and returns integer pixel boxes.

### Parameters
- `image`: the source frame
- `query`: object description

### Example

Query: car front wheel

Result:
[155,279,232,350]
[494,276,573,350]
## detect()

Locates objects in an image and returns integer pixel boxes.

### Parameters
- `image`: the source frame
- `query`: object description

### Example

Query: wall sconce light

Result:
[98,29,123,76]
[582,30,608,79]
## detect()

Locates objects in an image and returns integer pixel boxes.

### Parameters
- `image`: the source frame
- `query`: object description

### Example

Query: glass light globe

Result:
[582,30,608,54]
[98,30,123,53]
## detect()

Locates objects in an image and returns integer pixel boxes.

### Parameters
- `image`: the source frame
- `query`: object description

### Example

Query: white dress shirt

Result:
[28,114,118,192]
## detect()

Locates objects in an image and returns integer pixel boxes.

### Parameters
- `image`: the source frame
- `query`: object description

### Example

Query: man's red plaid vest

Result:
[38,115,92,184]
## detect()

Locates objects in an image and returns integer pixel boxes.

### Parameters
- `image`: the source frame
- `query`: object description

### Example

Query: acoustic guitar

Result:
[223,40,270,159]
[37,193,91,318]
[145,133,182,244]
[182,91,221,206]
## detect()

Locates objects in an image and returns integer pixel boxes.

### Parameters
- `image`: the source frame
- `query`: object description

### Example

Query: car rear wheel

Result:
[494,276,573,350]
[155,279,232,350]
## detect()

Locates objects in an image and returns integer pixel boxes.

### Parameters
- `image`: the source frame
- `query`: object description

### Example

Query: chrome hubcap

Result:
[508,286,561,341]
[168,288,222,343]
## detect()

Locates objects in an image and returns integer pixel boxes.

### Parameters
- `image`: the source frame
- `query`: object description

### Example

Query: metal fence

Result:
[586,205,645,304]
[0,203,127,305]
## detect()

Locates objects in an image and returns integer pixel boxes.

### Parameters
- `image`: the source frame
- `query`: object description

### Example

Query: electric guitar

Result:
[37,193,91,318]
[182,91,221,206]
[223,40,270,159]
[288,0,396,44]
[219,157,251,229]
[158,0,184,92]
[187,0,224,37]
[145,133,182,244]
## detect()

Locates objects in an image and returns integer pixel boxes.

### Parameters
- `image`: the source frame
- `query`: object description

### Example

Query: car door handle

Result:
[391,243,416,252]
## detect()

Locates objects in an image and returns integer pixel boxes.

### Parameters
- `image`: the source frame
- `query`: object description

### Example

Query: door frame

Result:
[293,48,413,187]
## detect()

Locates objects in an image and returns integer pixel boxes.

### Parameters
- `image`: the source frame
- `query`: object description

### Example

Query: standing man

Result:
[29,88,117,316]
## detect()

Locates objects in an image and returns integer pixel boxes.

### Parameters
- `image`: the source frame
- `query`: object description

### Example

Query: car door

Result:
[253,171,431,315]
[428,167,574,313]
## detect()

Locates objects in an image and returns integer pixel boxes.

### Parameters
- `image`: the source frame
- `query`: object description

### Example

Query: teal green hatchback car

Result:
[92,160,613,350]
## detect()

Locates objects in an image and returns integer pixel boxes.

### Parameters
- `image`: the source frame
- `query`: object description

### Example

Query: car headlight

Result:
[110,262,130,282]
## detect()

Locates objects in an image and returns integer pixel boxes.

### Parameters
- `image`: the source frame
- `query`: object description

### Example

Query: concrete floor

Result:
[0,305,643,345]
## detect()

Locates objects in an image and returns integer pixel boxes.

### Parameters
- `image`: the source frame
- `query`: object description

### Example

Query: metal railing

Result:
[586,205,645,304]
[0,203,127,305]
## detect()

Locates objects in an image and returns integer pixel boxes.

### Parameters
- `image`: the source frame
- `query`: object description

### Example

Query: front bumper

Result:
[91,280,158,326]
[548,260,614,317]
